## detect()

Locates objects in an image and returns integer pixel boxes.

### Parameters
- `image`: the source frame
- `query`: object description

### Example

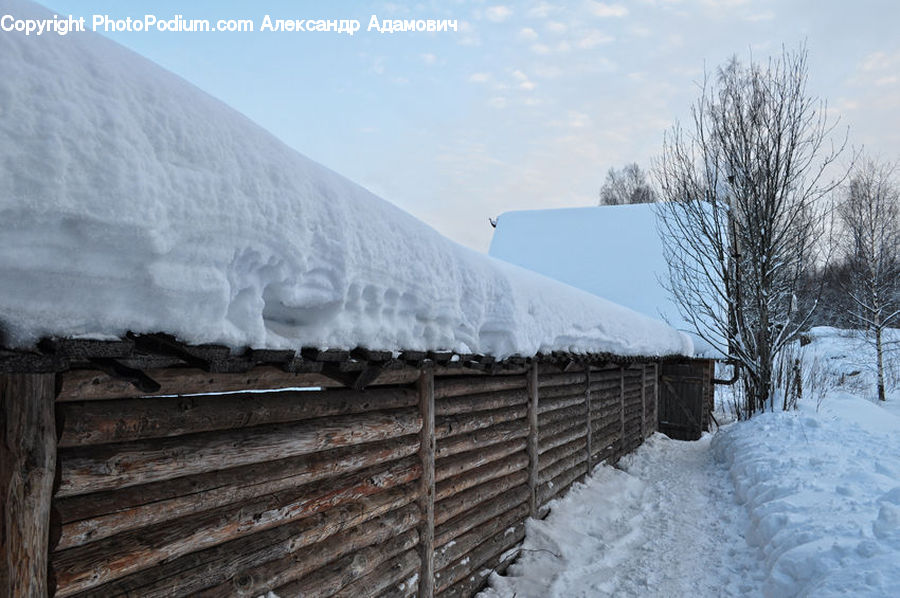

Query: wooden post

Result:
[1,373,57,598]
[584,366,592,474]
[619,367,625,458]
[416,369,435,598]
[526,364,539,517]
[654,363,660,435]
[640,365,647,439]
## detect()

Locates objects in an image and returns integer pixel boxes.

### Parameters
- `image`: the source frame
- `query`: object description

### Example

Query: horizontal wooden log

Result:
[435,438,526,484]
[56,435,418,549]
[591,419,621,440]
[537,403,585,429]
[436,452,528,502]
[435,521,525,593]
[435,470,527,527]
[57,366,340,401]
[538,435,586,473]
[540,444,586,485]
[331,548,420,598]
[435,501,528,571]
[435,388,527,416]
[437,541,520,598]
[537,392,584,415]
[192,502,420,597]
[538,460,587,506]
[271,530,419,598]
[435,405,527,441]
[538,420,585,455]
[537,383,587,401]
[58,386,418,447]
[435,419,528,461]
[72,485,418,598]
[378,575,418,598]
[58,409,421,496]
[53,460,420,596]
[537,371,586,389]
[434,375,525,400]
[435,484,528,549]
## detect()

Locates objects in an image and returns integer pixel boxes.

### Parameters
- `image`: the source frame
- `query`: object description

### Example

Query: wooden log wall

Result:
[3,358,661,598]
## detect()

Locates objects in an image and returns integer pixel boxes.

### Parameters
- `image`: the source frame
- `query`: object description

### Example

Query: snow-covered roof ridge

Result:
[489,203,720,358]
[0,0,692,359]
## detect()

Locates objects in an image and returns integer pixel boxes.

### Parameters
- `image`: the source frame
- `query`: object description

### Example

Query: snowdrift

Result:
[0,0,691,359]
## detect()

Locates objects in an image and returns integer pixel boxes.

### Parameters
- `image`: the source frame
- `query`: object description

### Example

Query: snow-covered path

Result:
[480,433,764,597]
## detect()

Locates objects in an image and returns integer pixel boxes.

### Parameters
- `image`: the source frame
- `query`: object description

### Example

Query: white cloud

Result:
[578,30,615,49]
[518,27,539,41]
[421,53,437,66]
[469,72,491,83]
[547,21,567,33]
[531,43,552,55]
[488,96,508,108]
[587,2,629,18]
[568,110,592,128]
[744,11,775,22]
[513,69,537,90]
[485,6,513,22]
[528,2,560,18]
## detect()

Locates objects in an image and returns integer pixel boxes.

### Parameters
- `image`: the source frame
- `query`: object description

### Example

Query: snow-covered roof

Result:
[489,204,717,357]
[0,0,692,359]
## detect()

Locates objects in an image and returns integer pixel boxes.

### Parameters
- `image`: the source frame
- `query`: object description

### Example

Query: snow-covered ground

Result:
[480,329,900,597]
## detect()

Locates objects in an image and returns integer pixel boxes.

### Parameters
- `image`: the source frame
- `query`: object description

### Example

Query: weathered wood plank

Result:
[435,388,527,416]
[435,438,526,484]
[434,484,528,549]
[526,365,539,517]
[436,452,528,502]
[435,405,527,440]
[536,392,585,415]
[57,366,338,401]
[58,409,421,496]
[58,386,418,447]
[53,459,420,596]
[74,484,418,598]
[435,521,525,593]
[272,531,419,598]
[56,436,419,549]
[434,470,528,527]
[192,502,420,597]
[0,373,57,598]
[418,369,436,598]
[331,548,420,598]
[434,419,528,461]
[434,375,526,400]
[435,500,528,571]
[538,436,586,474]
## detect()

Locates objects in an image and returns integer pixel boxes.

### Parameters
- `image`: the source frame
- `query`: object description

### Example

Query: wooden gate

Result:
[657,359,713,441]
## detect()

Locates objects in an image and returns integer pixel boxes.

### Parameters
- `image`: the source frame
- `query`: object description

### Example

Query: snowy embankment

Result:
[715,396,900,597]
[0,0,691,360]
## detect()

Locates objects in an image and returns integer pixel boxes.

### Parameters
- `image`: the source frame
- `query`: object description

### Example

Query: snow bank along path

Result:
[480,391,900,597]
[0,0,691,359]
[479,433,764,597]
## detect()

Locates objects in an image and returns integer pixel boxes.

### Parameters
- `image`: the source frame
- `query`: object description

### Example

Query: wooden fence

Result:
[1,339,661,597]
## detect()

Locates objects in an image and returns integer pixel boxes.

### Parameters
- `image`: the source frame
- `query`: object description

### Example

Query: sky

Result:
[37,0,900,251]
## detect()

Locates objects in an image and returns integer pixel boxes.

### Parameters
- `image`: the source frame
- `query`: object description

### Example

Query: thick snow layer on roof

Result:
[489,204,719,357]
[0,0,691,359]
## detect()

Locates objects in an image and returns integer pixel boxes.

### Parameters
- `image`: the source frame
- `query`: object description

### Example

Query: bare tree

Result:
[838,158,900,401]
[599,163,657,205]
[655,47,845,418]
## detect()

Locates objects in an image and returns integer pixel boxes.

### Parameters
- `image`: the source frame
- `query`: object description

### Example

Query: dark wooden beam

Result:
[1,373,57,597]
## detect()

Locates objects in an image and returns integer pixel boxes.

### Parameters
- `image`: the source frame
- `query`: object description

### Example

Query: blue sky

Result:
[40,0,900,251]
